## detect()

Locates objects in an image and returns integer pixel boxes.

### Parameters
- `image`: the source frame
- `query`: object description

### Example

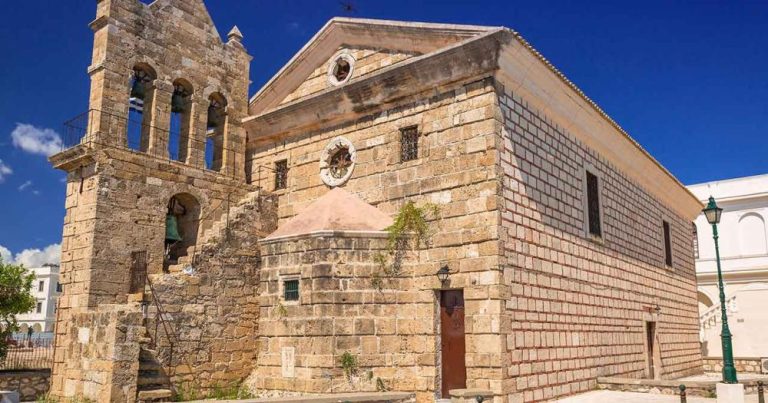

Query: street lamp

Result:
[702,196,738,384]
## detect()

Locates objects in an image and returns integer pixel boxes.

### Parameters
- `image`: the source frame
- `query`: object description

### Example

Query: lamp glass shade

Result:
[702,196,723,224]
[437,266,450,283]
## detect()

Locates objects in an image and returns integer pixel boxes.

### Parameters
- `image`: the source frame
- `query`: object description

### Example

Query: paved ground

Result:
[554,390,762,402]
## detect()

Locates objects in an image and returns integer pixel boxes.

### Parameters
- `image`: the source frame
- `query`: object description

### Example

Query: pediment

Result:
[249,18,497,115]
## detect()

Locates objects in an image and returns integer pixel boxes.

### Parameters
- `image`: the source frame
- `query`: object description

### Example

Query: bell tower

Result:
[48,1,254,401]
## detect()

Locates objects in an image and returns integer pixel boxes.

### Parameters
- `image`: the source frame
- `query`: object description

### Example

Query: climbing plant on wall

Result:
[372,201,440,290]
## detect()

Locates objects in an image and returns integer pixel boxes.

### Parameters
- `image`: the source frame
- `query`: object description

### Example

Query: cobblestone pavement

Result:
[554,390,761,402]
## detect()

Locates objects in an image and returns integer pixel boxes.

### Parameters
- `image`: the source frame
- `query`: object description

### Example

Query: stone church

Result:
[48,0,705,402]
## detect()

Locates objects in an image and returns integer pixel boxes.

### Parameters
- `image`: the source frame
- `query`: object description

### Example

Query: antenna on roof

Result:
[339,1,357,14]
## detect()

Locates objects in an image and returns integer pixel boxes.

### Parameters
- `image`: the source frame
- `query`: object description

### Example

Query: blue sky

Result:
[0,0,766,263]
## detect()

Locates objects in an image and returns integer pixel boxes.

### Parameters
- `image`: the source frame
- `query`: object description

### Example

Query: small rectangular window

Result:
[663,221,673,266]
[400,126,419,162]
[36,302,43,314]
[275,160,288,190]
[586,171,602,237]
[56,282,62,293]
[284,279,299,302]
[38,281,44,292]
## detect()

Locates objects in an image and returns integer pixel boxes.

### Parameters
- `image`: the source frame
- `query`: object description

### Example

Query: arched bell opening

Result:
[164,193,201,271]
[127,64,157,152]
[205,92,227,172]
[170,79,194,162]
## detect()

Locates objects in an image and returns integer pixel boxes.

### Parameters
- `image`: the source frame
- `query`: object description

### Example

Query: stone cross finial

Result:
[228,26,243,43]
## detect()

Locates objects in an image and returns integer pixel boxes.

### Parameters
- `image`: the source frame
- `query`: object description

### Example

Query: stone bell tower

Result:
[48,0,256,401]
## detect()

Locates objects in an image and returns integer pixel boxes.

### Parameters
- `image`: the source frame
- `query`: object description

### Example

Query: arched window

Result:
[692,223,699,259]
[169,79,193,162]
[128,64,157,152]
[739,213,767,256]
[205,93,227,172]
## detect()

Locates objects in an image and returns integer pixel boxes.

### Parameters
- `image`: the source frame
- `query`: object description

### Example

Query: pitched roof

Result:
[249,17,499,115]
[263,187,392,240]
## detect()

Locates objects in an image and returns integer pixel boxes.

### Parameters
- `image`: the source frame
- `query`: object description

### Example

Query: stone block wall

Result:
[252,233,436,399]
[495,83,703,401]
[702,357,766,374]
[247,78,505,401]
[51,304,144,403]
[0,370,50,401]
[147,191,278,393]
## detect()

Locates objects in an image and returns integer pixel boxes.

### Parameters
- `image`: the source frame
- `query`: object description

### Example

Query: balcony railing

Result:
[61,109,228,175]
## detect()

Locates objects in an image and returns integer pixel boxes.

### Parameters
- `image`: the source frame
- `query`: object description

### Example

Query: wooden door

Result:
[440,290,466,397]
[646,321,656,379]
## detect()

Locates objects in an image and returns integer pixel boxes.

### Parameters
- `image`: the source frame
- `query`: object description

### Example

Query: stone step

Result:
[137,374,170,387]
[137,388,173,402]
[139,360,163,372]
[139,348,158,361]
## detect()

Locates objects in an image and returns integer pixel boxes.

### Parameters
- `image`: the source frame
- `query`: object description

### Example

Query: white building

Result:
[689,174,768,358]
[16,264,61,334]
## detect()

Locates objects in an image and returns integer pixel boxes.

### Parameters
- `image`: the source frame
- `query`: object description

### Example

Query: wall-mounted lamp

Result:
[436,265,451,284]
[654,305,662,315]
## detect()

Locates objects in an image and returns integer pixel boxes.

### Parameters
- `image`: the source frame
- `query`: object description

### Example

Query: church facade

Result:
[48,1,704,402]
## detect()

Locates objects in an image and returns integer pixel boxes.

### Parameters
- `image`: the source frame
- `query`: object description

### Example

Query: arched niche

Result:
[164,193,201,270]
[739,213,767,256]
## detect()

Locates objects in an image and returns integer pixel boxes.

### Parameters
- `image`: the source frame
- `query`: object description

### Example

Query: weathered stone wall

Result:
[495,83,703,401]
[51,304,144,403]
[247,78,502,401]
[281,46,420,105]
[52,147,256,400]
[702,357,766,374]
[0,370,50,401]
[147,191,277,393]
[251,233,430,397]
[87,0,250,177]
[52,1,253,399]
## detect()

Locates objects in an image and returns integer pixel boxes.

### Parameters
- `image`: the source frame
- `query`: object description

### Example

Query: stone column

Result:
[147,80,173,158]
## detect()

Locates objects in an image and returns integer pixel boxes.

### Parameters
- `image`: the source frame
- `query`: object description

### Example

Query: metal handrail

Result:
[61,109,239,179]
[145,274,177,377]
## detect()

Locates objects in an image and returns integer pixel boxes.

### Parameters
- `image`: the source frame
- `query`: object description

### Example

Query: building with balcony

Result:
[690,174,768,359]
[16,264,61,334]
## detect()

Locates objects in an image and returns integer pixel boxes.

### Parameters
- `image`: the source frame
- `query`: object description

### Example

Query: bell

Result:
[207,105,220,129]
[165,214,183,242]
[171,91,187,113]
[130,79,146,100]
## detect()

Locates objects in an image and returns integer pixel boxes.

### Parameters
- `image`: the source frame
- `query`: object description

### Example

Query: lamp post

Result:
[702,196,738,384]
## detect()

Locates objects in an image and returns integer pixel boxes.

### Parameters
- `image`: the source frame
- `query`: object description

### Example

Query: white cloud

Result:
[0,159,12,183]
[11,123,63,157]
[0,243,61,267]
[0,245,11,263]
[18,180,32,191]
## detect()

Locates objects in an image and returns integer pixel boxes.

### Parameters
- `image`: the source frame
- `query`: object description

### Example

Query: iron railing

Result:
[0,335,54,370]
[62,109,234,177]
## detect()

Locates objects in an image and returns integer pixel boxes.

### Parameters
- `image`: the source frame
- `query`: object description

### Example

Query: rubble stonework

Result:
[48,1,705,402]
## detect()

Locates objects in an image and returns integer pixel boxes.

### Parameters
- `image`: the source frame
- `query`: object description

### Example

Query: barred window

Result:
[586,171,602,237]
[663,221,673,266]
[400,126,419,162]
[284,279,299,301]
[274,160,288,190]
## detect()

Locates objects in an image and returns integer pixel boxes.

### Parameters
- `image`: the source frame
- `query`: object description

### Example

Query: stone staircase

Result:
[700,294,738,331]
[168,190,268,273]
[136,331,172,402]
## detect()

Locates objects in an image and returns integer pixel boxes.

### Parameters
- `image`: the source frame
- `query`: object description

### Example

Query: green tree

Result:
[0,258,35,360]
